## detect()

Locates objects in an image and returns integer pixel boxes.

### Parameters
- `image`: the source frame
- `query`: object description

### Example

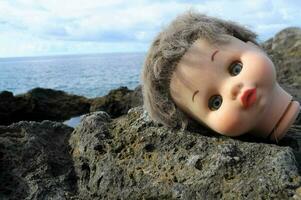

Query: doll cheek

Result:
[254,56,276,82]
[213,113,246,136]
[243,52,276,79]
[259,59,275,77]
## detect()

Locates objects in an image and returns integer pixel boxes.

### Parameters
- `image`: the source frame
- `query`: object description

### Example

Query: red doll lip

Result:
[241,88,257,108]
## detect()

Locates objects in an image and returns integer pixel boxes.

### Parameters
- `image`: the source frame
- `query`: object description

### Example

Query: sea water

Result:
[0,52,145,98]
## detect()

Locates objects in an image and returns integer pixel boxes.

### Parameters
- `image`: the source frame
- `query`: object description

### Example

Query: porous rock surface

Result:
[2,109,301,199]
[89,85,143,118]
[69,108,301,199]
[0,121,76,199]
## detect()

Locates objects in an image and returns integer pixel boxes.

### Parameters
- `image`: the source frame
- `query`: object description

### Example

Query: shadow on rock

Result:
[0,121,78,199]
[0,88,91,126]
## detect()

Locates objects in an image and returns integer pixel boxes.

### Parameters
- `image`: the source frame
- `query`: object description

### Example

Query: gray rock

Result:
[0,88,91,125]
[0,86,143,126]
[262,27,301,98]
[0,121,77,200]
[90,85,143,118]
[69,107,301,199]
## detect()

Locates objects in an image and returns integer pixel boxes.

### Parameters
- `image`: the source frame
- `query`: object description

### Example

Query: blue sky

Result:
[0,0,300,58]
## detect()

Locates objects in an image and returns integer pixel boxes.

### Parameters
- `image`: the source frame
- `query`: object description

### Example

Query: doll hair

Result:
[141,10,258,130]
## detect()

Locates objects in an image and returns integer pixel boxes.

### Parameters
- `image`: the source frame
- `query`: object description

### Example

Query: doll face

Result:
[170,35,277,136]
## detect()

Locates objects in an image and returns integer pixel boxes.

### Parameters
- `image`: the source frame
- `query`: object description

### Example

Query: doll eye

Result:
[208,95,222,111]
[229,62,242,76]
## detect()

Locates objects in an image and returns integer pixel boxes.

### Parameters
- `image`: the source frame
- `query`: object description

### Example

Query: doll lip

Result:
[241,88,257,109]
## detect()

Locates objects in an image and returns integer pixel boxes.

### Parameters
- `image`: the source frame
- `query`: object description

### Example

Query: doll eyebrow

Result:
[192,90,199,102]
[211,50,219,62]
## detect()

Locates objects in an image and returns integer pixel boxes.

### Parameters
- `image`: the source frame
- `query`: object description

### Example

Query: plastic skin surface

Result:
[170,35,300,141]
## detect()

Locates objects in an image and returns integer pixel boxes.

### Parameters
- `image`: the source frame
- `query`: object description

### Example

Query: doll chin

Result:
[270,100,300,142]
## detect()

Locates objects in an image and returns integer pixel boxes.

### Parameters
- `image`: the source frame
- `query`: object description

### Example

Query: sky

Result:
[0,0,300,58]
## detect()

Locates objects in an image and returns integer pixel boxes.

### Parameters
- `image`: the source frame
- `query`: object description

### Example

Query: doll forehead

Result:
[170,36,239,102]
[170,35,243,91]
[178,38,232,68]
[177,35,246,71]
[174,39,223,76]
[171,42,212,91]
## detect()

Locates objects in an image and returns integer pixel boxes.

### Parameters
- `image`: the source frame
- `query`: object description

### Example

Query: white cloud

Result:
[0,0,300,57]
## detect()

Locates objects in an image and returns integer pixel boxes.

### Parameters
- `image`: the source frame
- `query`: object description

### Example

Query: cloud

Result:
[0,0,300,57]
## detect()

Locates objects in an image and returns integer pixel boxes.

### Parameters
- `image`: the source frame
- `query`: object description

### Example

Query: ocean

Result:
[0,52,145,98]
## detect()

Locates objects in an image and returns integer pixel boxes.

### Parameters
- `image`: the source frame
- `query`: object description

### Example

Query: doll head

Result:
[141,11,300,141]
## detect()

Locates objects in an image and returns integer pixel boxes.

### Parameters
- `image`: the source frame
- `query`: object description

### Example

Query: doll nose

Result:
[230,82,243,100]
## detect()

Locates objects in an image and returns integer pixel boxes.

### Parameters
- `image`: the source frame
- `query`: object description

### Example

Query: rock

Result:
[0,91,30,125]
[262,27,301,101]
[0,88,91,125]
[90,85,143,118]
[294,187,301,199]
[68,107,301,199]
[1,109,301,199]
[0,120,77,199]
[0,86,143,126]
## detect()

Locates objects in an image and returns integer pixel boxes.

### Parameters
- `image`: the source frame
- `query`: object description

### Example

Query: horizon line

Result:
[0,51,147,60]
